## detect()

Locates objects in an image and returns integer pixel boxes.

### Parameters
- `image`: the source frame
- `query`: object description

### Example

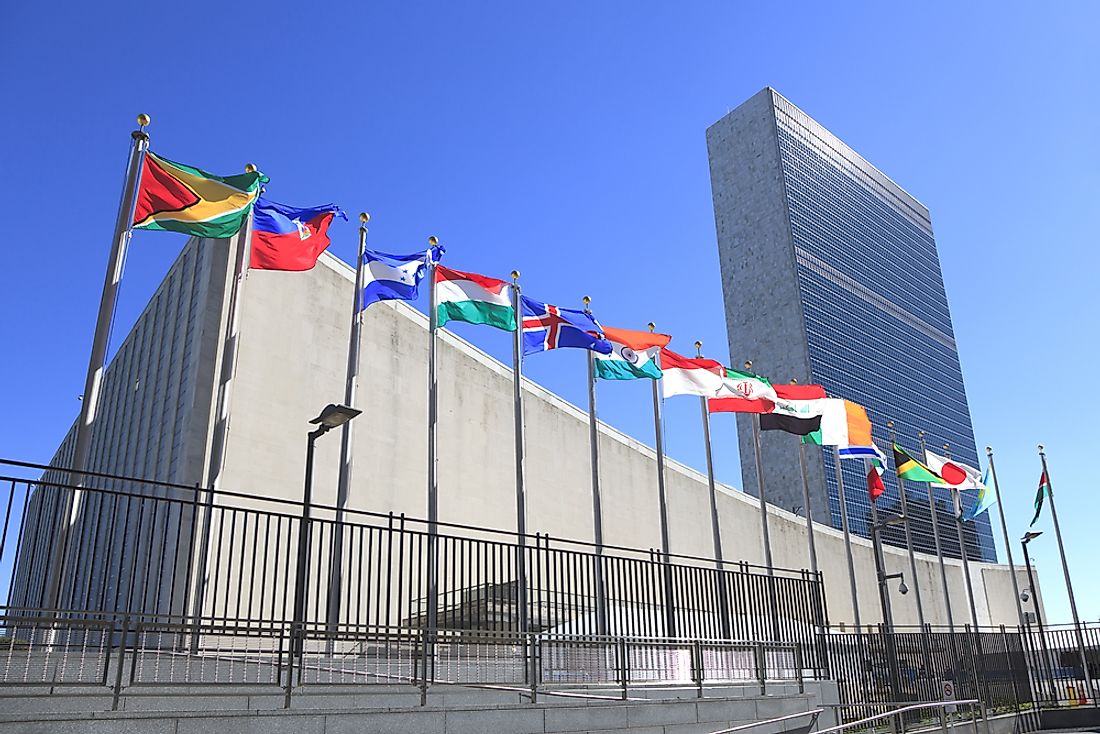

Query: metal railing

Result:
[0,610,812,710]
[816,699,984,734]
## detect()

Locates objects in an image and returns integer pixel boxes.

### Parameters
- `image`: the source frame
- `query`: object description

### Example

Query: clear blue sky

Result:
[1,2,1096,624]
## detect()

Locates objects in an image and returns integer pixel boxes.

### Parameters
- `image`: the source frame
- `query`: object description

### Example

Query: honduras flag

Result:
[520,296,612,356]
[360,244,444,311]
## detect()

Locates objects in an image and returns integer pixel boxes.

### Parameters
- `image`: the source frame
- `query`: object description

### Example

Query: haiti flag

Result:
[250,198,346,271]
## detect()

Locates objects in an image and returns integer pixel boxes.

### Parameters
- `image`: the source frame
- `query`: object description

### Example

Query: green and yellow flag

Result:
[892,444,943,483]
[132,152,266,238]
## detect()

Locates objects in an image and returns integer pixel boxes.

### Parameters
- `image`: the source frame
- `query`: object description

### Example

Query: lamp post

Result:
[292,404,361,653]
[1022,530,1056,703]
[870,508,907,707]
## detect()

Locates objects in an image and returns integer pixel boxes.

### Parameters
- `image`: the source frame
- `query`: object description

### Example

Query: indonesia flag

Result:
[250,198,346,271]
[659,350,725,398]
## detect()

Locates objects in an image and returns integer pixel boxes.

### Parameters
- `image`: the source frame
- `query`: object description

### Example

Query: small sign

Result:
[941,679,957,713]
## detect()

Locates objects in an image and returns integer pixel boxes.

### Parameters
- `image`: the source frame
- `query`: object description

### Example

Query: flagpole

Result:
[834,445,862,628]
[650,322,677,639]
[944,443,980,627]
[46,114,150,613]
[510,272,530,639]
[918,431,954,632]
[790,379,819,578]
[886,423,926,627]
[1038,444,1094,702]
[744,362,775,578]
[327,212,370,631]
[423,235,440,688]
[583,296,608,636]
[189,180,257,630]
[697,342,731,639]
[985,447,1026,629]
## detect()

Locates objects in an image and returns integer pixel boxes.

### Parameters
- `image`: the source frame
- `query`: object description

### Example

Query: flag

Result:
[758,385,829,435]
[1030,471,1050,526]
[360,248,434,310]
[893,444,943,483]
[707,368,779,412]
[807,399,874,449]
[594,326,671,380]
[924,450,986,491]
[520,296,611,356]
[962,469,997,522]
[435,266,515,331]
[661,350,726,397]
[250,198,345,271]
[133,152,266,237]
[868,463,886,502]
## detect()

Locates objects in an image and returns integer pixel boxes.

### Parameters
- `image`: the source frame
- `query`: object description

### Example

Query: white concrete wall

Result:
[208,250,1030,628]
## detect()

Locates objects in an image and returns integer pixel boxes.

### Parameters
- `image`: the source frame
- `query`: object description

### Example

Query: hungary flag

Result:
[133,152,266,237]
[594,326,671,380]
[435,265,515,331]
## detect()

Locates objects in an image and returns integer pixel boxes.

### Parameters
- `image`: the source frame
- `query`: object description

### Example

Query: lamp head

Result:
[309,403,362,429]
[1022,531,1043,544]
[898,580,909,596]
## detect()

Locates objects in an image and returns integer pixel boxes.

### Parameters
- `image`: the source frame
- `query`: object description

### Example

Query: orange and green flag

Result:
[892,443,943,483]
[133,152,266,238]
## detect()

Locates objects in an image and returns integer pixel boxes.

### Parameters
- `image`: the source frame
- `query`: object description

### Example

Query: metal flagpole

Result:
[1038,444,1095,702]
[512,274,529,639]
[188,183,258,631]
[649,322,677,639]
[327,213,370,631]
[944,443,980,627]
[745,361,774,577]
[421,235,441,697]
[985,447,1026,629]
[583,296,608,636]
[697,342,731,639]
[790,379,819,577]
[834,445,862,628]
[886,423,926,627]
[46,114,150,613]
[918,430,954,632]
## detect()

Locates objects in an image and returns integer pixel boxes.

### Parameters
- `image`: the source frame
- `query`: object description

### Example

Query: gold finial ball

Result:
[918,430,925,438]
[136,113,151,127]
[790,378,798,385]
[744,360,752,370]
[887,420,894,428]
[944,443,950,451]
[359,212,369,224]
[1038,444,1045,452]
[582,295,591,306]
[647,322,656,332]
[986,446,993,454]
[244,163,257,173]
[427,236,439,246]
[694,340,702,349]
[511,270,520,280]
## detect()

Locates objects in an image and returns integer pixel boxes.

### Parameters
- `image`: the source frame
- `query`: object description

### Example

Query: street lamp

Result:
[872,512,910,632]
[292,404,361,648]
[1021,530,1056,702]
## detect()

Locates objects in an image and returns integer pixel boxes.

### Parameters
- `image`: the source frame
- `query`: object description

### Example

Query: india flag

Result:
[435,266,516,331]
[594,326,671,380]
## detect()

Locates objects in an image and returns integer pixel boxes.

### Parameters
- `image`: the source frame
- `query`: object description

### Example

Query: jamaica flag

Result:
[133,152,266,237]
[892,444,943,483]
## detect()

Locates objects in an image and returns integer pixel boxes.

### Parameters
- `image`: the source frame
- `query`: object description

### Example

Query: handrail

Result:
[709,709,823,734]
[816,700,980,734]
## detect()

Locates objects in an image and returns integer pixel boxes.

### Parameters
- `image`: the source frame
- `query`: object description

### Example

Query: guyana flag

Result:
[133,152,266,237]
[892,444,943,483]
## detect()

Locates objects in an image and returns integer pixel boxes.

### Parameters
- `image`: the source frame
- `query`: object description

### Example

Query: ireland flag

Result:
[435,265,516,331]
[594,326,671,380]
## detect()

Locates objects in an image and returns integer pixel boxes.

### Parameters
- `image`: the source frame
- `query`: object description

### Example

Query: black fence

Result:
[0,458,827,665]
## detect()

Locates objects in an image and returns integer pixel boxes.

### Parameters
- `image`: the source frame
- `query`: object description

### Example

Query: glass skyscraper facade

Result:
[707,88,995,562]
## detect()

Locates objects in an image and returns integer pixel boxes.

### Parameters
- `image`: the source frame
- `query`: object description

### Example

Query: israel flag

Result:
[360,245,443,311]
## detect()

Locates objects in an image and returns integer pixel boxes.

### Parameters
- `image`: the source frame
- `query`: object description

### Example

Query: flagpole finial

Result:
[1038,444,1045,454]
[582,295,591,312]
[887,420,894,429]
[918,430,925,439]
[694,341,703,357]
[244,163,257,173]
[943,443,950,452]
[136,113,150,129]
[744,360,752,371]
[789,378,798,384]
[428,236,439,246]
[359,212,369,224]
[648,322,656,332]
[986,446,993,455]
[511,270,520,282]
